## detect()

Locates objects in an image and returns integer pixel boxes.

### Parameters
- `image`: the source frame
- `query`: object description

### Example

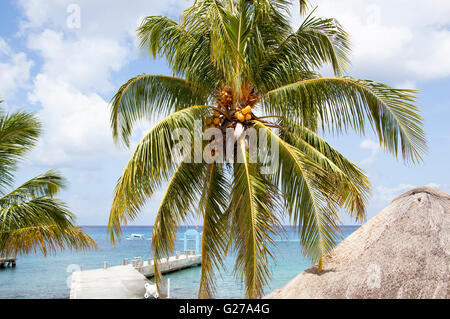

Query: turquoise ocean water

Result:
[0,226,358,299]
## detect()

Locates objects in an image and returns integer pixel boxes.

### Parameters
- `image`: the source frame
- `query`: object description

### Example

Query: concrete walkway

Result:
[70,265,151,299]
[70,254,201,299]
[140,254,201,277]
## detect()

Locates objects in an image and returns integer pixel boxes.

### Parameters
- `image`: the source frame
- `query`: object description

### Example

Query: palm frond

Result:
[151,156,207,294]
[298,0,309,16]
[0,197,96,257]
[278,118,370,221]
[261,77,427,164]
[138,15,225,90]
[0,110,41,148]
[229,139,281,298]
[108,105,212,244]
[0,224,96,257]
[110,74,209,146]
[0,170,67,208]
[198,163,230,298]
[294,13,351,74]
[184,0,244,87]
[0,103,96,258]
[254,121,340,266]
[0,110,42,191]
[255,14,350,92]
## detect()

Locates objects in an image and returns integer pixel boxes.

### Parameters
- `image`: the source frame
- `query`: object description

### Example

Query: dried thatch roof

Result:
[266,187,450,299]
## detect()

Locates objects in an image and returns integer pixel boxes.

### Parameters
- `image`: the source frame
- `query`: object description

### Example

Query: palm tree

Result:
[0,100,96,258]
[107,0,426,298]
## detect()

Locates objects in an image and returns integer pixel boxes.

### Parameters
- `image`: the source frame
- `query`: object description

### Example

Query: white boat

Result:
[127,233,145,240]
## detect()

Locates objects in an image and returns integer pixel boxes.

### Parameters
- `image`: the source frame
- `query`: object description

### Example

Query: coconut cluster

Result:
[235,105,252,122]
[205,84,259,157]
[234,84,257,123]
[206,84,258,130]
[205,111,225,129]
[217,87,233,108]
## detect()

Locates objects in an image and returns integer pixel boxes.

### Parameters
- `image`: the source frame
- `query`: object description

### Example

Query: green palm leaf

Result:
[111,74,209,146]
[138,16,225,90]
[298,0,309,16]
[0,110,41,190]
[255,13,350,92]
[0,224,97,257]
[108,105,213,244]
[198,163,230,298]
[278,118,370,220]
[229,139,282,298]
[0,170,67,207]
[261,77,427,164]
[0,197,97,257]
[184,0,243,86]
[0,103,96,258]
[151,154,207,293]
[255,121,340,268]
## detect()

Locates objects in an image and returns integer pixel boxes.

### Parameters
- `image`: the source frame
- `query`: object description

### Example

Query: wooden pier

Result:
[0,258,16,268]
[70,252,201,299]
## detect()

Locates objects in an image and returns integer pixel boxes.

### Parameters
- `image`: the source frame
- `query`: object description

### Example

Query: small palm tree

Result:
[108,1,426,298]
[0,100,96,258]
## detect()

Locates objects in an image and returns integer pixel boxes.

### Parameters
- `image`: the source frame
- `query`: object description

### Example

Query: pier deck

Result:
[70,254,201,299]
[140,254,201,277]
[70,265,151,299]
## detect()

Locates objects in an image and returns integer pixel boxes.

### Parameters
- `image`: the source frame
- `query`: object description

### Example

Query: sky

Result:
[1,0,450,226]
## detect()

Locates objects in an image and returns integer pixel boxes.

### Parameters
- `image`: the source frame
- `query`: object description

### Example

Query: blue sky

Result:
[1,0,450,226]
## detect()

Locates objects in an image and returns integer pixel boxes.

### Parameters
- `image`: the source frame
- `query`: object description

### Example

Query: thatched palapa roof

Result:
[266,187,450,299]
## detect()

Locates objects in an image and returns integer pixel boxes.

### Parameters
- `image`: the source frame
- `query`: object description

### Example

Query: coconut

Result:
[236,112,245,122]
[242,106,252,115]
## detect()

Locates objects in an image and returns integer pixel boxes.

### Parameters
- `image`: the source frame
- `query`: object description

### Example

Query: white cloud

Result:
[294,0,450,85]
[28,74,119,166]
[374,182,448,203]
[374,183,416,202]
[18,0,190,38]
[360,138,380,165]
[0,38,34,99]
[425,183,441,189]
[17,0,192,95]
[395,80,417,90]
[27,30,129,93]
[14,0,193,167]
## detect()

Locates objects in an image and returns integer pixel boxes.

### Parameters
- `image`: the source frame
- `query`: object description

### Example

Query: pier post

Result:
[167,279,171,299]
